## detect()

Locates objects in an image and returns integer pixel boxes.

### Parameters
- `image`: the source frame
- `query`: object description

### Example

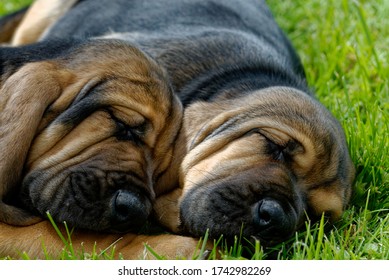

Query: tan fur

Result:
[0,62,69,225]
[155,87,355,231]
[0,40,182,227]
[11,0,77,45]
[0,221,202,259]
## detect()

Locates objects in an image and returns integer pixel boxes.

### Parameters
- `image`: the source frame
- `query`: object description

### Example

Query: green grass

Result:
[266,0,389,260]
[1,0,388,260]
[0,0,31,14]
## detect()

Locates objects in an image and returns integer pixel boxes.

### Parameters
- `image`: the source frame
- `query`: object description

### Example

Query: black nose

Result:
[111,190,150,231]
[254,198,293,240]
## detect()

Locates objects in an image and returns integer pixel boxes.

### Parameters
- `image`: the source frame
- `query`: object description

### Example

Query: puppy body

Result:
[9,0,78,45]
[0,222,201,259]
[0,0,355,257]
[77,0,354,241]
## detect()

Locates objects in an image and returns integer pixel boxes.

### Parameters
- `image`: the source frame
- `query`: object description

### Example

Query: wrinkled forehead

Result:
[39,44,178,127]
[38,78,175,140]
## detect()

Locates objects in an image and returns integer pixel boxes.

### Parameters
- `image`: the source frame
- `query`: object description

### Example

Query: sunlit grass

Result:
[267,0,389,260]
[0,0,30,14]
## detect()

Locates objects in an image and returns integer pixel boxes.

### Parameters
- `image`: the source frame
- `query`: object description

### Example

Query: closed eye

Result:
[106,110,145,144]
[253,129,286,161]
[115,119,137,141]
[266,139,286,161]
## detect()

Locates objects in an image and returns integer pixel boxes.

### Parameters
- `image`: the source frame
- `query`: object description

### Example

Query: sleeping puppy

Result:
[0,0,354,254]
[0,39,182,232]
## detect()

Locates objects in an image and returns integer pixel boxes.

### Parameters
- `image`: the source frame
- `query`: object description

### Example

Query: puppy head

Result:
[172,87,354,244]
[0,40,182,231]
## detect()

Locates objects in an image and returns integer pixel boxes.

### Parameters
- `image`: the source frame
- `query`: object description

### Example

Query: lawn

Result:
[0,0,388,260]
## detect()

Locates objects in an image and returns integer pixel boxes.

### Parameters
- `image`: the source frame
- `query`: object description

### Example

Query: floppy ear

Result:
[0,61,72,225]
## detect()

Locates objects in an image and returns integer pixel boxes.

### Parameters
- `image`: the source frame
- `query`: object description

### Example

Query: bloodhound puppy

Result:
[0,38,183,230]
[0,0,355,258]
